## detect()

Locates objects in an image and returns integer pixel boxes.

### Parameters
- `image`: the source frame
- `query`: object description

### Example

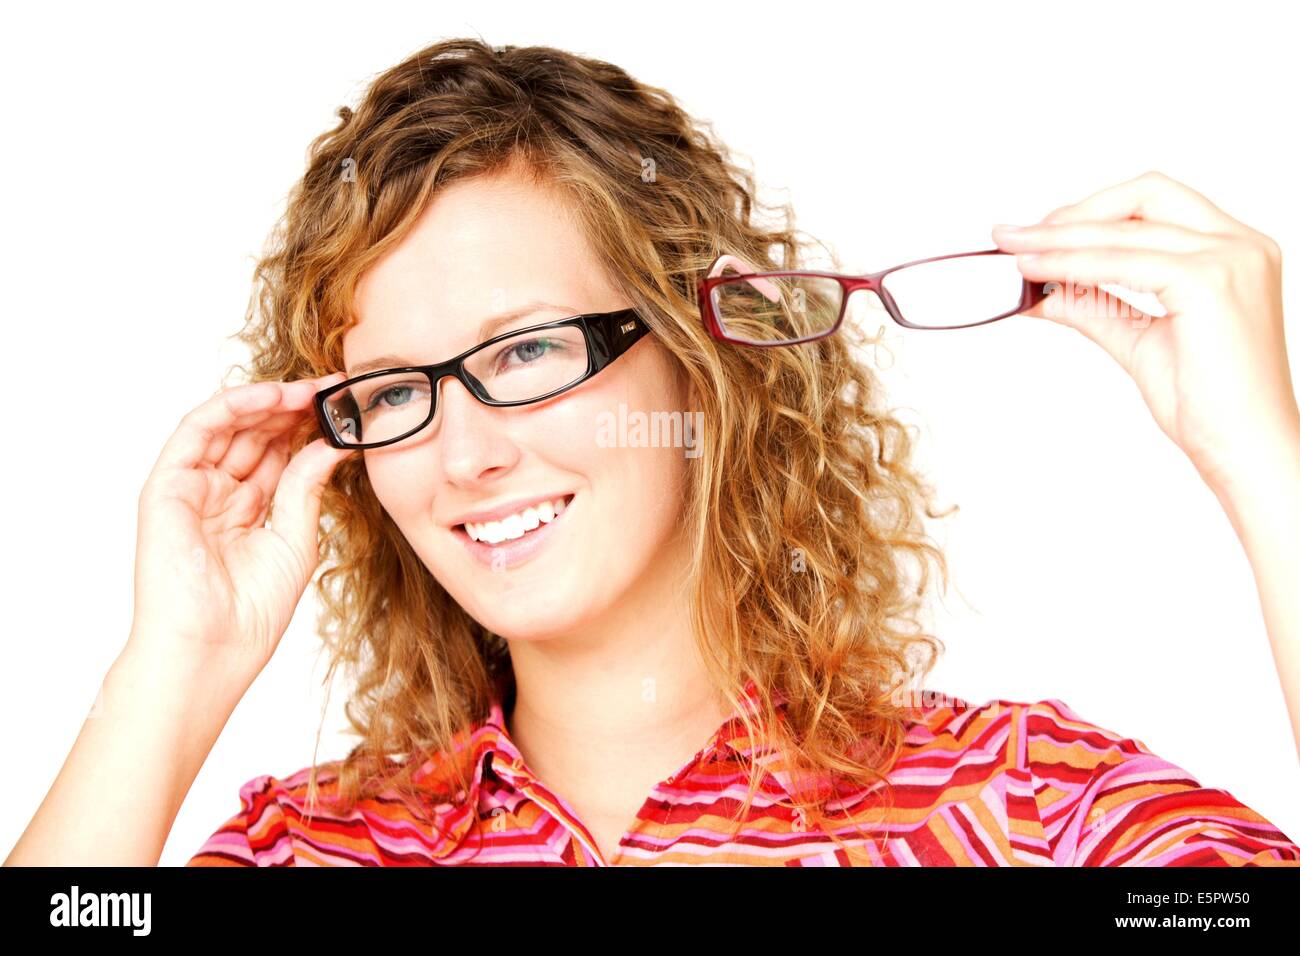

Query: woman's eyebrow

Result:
[346,300,573,376]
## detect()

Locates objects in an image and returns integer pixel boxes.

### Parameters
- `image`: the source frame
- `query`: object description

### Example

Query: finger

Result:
[220,476,269,529]
[208,408,317,475]
[1012,247,1191,313]
[1038,170,1253,238]
[238,430,294,510]
[265,436,355,562]
[196,406,314,466]
[153,383,283,475]
[222,456,279,531]
[993,219,1222,256]
[205,374,348,476]
[1019,281,1157,371]
[153,373,345,475]
[253,495,272,529]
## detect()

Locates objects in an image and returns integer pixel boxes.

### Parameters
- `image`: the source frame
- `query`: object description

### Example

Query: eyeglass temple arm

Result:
[587,309,651,368]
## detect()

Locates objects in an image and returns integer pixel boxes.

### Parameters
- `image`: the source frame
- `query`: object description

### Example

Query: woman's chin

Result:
[467,585,584,637]
[482,611,581,643]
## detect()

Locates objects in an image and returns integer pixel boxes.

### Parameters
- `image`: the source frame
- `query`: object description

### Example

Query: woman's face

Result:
[344,167,693,641]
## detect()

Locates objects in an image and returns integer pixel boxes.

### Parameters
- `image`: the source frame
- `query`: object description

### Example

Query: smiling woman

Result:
[7,36,1298,870]
[186,38,977,864]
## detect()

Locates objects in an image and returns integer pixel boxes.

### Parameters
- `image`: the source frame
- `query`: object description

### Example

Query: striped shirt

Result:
[186,680,1300,866]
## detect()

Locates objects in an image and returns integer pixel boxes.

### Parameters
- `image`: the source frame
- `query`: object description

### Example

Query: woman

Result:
[7,39,1298,867]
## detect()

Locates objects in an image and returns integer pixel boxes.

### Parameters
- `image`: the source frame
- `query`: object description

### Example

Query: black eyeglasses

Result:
[315,308,652,449]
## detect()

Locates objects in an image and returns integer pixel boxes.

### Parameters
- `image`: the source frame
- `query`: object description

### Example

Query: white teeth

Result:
[464,496,571,544]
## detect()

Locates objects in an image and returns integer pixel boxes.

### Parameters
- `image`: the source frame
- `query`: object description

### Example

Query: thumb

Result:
[267,436,355,566]
[1021,281,1156,374]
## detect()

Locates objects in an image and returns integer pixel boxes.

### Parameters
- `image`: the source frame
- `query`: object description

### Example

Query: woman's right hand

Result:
[126,373,355,679]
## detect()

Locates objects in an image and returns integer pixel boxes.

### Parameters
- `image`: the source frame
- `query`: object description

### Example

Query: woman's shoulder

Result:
[894,689,1300,866]
[184,755,470,867]
[898,688,1140,760]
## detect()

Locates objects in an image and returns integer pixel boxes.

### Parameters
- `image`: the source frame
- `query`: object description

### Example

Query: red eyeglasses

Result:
[699,249,1052,346]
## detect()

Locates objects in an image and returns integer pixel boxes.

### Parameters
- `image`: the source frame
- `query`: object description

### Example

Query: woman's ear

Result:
[678,363,700,416]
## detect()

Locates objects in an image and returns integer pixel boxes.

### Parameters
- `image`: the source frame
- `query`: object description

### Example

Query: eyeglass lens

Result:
[323,324,592,446]
[710,254,1028,343]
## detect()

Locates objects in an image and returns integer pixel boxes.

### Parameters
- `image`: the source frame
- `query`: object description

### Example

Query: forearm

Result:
[4,639,249,866]
[1200,422,1300,758]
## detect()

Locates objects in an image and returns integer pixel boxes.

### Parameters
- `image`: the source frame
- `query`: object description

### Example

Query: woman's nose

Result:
[432,374,518,479]
[430,372,485,434]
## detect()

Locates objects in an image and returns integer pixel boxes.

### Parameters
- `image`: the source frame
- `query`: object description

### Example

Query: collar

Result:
[409,678,816,859]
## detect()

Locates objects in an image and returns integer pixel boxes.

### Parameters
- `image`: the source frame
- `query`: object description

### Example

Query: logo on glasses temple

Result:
[620,321,636,334]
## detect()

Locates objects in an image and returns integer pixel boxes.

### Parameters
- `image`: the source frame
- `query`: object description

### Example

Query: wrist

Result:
[1196,424,1300,540]
[110,637,255,717]
[1194,409,1300,495]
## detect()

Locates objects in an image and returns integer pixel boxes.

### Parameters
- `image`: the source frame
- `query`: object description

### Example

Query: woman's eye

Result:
[363,383,423,411]
[497,337,559,370]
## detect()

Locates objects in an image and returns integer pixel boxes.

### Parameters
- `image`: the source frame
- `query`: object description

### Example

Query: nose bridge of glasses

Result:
[429,361,491,418]
[842,275,883,292]
[837,277,890,319]
[390,366,492,446]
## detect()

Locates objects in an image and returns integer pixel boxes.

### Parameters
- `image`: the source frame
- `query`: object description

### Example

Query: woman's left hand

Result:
[991,170,1300,493]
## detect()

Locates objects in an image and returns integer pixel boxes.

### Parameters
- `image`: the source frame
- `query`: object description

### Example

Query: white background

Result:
[2,0,1296,865]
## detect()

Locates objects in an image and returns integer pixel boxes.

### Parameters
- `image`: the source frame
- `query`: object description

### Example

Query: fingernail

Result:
[993,223,1025,233]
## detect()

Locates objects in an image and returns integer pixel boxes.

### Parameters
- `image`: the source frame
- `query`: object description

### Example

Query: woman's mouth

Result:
[451,493,577,569]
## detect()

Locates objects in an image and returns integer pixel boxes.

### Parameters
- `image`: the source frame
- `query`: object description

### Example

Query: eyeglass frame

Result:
[313,307,653,450]
[698,248,1053,346]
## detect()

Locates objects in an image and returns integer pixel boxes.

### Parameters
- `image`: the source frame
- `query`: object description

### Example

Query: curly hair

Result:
[224,36,954,861]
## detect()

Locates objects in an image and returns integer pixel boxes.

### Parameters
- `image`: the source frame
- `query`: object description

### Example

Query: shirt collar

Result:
[411,677,817,859]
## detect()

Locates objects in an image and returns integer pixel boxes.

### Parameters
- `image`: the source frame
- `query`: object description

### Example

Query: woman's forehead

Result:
[342,172,611,365]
